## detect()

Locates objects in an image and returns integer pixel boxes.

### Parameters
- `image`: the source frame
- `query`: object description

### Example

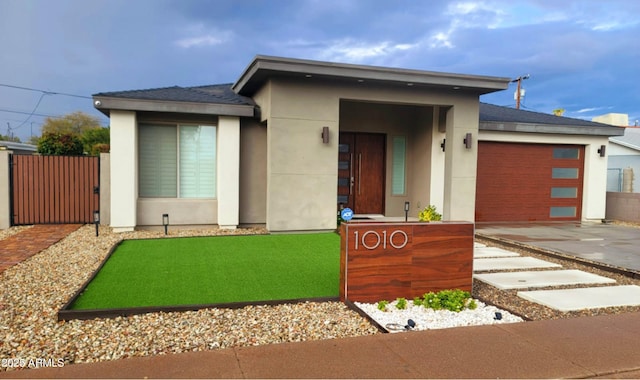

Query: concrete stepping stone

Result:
[518,285,640,312]
[474,246,520,258]
[474,269,616,290]
[473,257,561,272]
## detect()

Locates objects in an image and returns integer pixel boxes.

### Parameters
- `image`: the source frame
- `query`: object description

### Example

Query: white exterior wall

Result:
[217,116,240,228]
[0,151,10,230]
[110,111,138,232]
[479,131,610,221]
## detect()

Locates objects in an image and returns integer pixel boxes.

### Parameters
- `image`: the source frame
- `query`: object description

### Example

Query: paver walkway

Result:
[0,224,82,273]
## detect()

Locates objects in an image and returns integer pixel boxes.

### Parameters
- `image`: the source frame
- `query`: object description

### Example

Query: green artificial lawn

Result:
[71,233,340,310]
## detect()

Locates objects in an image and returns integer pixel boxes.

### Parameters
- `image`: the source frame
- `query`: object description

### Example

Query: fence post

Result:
[0,151,11,229]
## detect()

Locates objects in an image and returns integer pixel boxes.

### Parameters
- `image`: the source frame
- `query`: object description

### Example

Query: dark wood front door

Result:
[338,133,385,214]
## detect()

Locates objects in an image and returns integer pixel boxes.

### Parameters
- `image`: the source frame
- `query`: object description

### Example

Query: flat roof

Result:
[233,55,511,96]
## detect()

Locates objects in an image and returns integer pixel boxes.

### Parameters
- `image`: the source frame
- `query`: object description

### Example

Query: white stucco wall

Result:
[109,111,138,232]
[217,116,240,228]
[0,151,11,230]
[479,131,610,221]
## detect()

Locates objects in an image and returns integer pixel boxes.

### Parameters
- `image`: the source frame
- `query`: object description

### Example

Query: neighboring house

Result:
[0,141,37,155]
[93,55,624,232]
[607,127,640,193]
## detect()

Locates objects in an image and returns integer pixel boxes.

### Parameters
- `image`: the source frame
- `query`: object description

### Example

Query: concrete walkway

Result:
[1,222,640,378]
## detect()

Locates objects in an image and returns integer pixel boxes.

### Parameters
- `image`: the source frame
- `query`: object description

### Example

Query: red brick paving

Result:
[0,225,82,273]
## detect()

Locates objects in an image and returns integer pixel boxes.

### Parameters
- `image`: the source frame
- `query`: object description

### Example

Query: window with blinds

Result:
[139,124,216,198]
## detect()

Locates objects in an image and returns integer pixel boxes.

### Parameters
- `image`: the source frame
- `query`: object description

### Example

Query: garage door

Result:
[476,142,584,222]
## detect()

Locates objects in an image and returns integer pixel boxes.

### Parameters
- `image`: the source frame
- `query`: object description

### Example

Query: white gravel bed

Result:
[355,299,523,333]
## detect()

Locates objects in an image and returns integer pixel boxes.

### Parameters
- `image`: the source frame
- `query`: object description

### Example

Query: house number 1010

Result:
[353,230,409,250]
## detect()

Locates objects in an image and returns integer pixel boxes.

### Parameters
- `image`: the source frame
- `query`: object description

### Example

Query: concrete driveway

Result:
[476,222,640,273]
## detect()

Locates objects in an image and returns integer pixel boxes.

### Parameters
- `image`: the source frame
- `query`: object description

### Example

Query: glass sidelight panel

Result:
[391,136,406,195]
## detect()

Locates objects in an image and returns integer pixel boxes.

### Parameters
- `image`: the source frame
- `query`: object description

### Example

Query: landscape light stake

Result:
[162,214,169,235]
[93,210,100,237]
[404,202,410,222]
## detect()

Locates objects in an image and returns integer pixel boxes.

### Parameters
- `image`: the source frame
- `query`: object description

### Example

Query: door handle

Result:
[349,153,354,195]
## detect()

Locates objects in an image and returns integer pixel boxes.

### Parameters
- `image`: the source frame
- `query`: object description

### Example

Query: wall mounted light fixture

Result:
[162,213,169,235]
[597,145,606,157]
[321,126,330,144]
[463,133,472,149]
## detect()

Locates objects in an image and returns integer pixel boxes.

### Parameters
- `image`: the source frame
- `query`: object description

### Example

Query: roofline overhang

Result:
[609,138,640,151]
[233,55,511,96]
[480,121,626,137]
[93,96,256,118]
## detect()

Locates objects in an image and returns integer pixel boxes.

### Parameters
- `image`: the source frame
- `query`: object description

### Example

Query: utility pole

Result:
[511,74,530,109]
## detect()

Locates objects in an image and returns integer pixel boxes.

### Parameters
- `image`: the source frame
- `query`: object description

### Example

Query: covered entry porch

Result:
[232,55,510,231]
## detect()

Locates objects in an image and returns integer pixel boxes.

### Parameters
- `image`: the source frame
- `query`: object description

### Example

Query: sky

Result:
[1,0,639,142]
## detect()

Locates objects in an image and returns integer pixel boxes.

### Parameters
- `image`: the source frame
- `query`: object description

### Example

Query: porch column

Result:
[443,103,479,221]
[0,151,10,230]
[217,116,240,229]
[110,111,137,232]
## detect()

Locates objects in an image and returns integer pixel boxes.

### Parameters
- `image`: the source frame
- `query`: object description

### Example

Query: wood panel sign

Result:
[339,221,474,303]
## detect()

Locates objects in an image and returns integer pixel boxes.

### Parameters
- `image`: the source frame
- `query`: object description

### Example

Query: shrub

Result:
[37,132,84,156]
[418,205,442,222]
[421,289,474,313]
[377,300,389,311]
[395,297,407,310]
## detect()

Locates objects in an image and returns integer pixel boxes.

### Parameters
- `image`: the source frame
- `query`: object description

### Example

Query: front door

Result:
[337,133,385,214]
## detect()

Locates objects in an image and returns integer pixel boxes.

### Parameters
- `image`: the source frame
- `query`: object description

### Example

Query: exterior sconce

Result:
[440,139,446,152]
[321,126,330,144]
[463,133,472,149]
[404,201,410,222]
[162,213,169,235]
[93,210,100,237]
[597,145,606,157]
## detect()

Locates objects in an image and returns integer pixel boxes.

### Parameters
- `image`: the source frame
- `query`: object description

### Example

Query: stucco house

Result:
[93,55,624,232]
[607,127,640,193]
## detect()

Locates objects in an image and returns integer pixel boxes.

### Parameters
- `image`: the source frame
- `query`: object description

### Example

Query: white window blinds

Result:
[139,124,177,197]
[179,125,216,198]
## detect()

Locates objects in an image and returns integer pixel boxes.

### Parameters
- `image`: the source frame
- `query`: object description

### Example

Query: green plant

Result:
[418,205,442,222]
[377,300,389,311]
[37,132,84,156]
[395,297,407,310]
[420,289,474,313]
[413,297,423,306]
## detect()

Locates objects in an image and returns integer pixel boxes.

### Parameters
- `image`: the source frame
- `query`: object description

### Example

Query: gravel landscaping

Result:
[2,224,640,371]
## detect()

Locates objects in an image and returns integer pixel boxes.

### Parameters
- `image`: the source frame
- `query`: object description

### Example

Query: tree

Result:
[41,111,101,136]
[37,111,109,155]
[81,127,110,155]
[37,132,84,156]
[552,108,565,117]
[0,134,21,143]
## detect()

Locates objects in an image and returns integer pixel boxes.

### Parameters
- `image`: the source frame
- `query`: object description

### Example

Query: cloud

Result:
[284,38,419,63]
[175,24,233,48]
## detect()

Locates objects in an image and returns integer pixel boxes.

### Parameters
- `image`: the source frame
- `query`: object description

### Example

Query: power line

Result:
[0,83,92,99]
[0,107,61,118]
[11,93,48,130]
